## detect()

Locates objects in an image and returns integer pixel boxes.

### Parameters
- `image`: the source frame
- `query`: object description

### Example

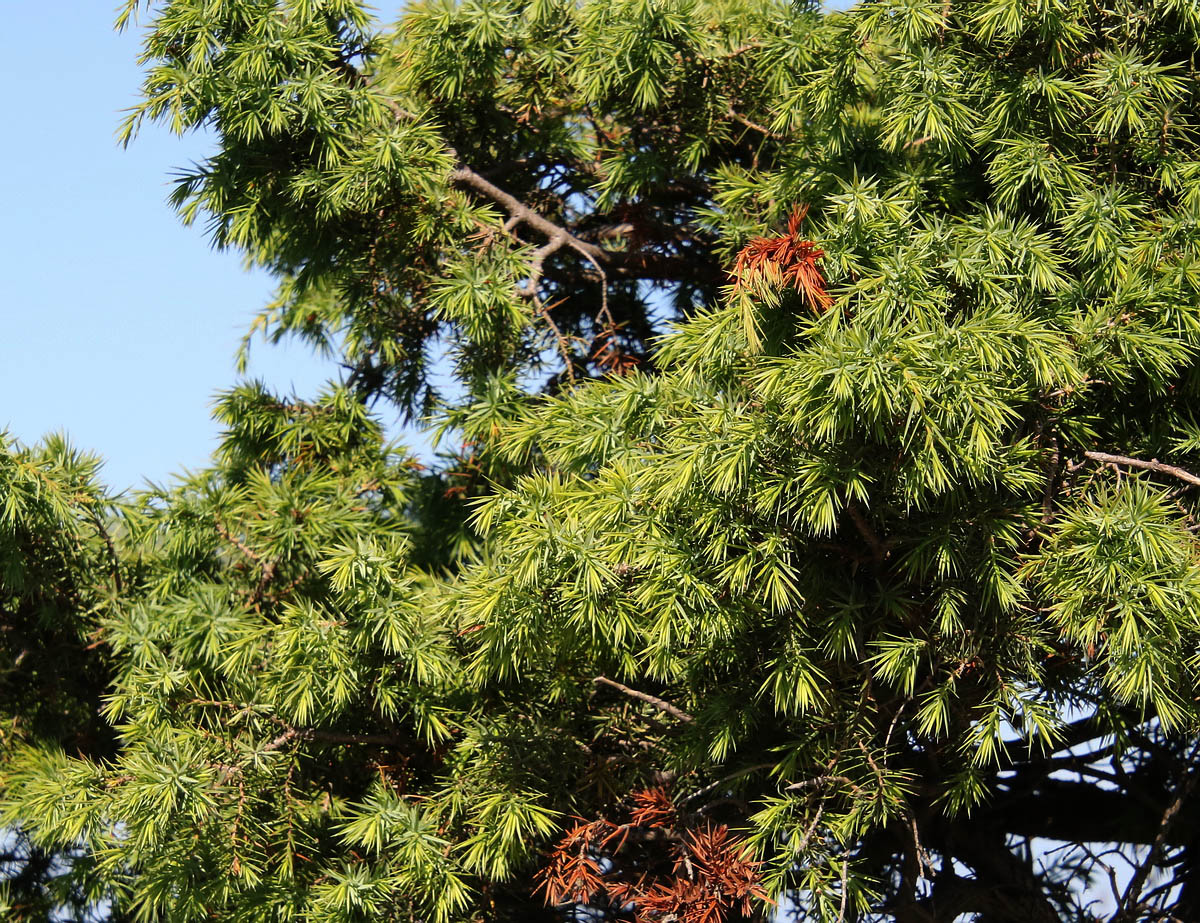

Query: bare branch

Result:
[576,244,613,332]
[837,856,850,922]
[535,296,577,384]
[83,502,123,594]
[727,107,784,140]
[593,675,694,723]
[262,728,301,753]
[1113,754,1198,920]
[215,520,264,563]
[517,232,569,298]
[1082,451,1200,488]
[449,165,607,264]
[796,802,826,853]
[384,101,607,265]
[786,774,863,795]
[845,501,889,564]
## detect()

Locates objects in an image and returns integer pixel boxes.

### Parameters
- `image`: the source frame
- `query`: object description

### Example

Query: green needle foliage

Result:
[6,0,1200,919]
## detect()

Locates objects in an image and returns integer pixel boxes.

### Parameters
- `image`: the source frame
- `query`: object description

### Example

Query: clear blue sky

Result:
[0,1,341,492]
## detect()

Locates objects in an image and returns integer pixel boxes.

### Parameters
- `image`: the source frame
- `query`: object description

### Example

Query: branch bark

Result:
[845,501,889,564]
[1113,755,1197,920]
[1082,451,1200,487]
[449,165,608,267]
[83,503,122,594]
[593,675,694,723]
[727,107,784,140]
[517,233,570,297]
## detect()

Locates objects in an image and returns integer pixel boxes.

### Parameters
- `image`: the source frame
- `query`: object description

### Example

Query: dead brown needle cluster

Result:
[536,787,768,923]
[733,204,833,311]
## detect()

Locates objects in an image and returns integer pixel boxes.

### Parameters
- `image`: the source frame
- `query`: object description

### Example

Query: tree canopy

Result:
[5,0,1200,919]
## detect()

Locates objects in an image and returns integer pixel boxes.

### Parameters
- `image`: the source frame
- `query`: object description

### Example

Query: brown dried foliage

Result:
[732,205,833,311]
[590,324,642,375]
[536,787,768,922]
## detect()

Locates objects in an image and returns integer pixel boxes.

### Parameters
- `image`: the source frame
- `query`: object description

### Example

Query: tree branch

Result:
[534,295,577,383]
[727,107,783,140]
[214,520,263,563]
[594,676,694,723]
[384,100,607,265]
[449,166,607,265]
[388,102,720,296]
[517,233,570,297]
[845,501,889,564]
[83,503,122,595]
[1113,754,1198,920]
[786,774,863,796]
[1082,451,1200,487]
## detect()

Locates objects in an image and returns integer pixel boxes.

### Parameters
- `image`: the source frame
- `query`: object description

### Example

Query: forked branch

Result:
[449,166,606,267]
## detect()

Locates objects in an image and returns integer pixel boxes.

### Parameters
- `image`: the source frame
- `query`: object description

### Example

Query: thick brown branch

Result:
[594,675,694,723]
[389,101,723,299]
[1082,451,1200,487]
[384,101,606,265]
[263,728,301,753]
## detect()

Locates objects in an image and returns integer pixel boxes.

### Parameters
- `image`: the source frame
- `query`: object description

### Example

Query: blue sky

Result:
[0,1,341,492]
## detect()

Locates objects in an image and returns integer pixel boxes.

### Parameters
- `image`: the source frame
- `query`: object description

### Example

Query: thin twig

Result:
[574,244,614,332]
[1081,451,1200,488]
[796,802,826,853]
[215,520,263,563]
[883,699,909,762]
[682,763,776,806]
[908,813,934,880]
[785,774,863,796]
[837,857,850,921]
[593,676,694,723]
[534,296,577,383]
[727,107,784,140]
[857,740,889,801]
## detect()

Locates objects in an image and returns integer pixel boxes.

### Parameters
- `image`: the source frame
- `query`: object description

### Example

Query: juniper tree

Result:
[5,0,1200,920]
